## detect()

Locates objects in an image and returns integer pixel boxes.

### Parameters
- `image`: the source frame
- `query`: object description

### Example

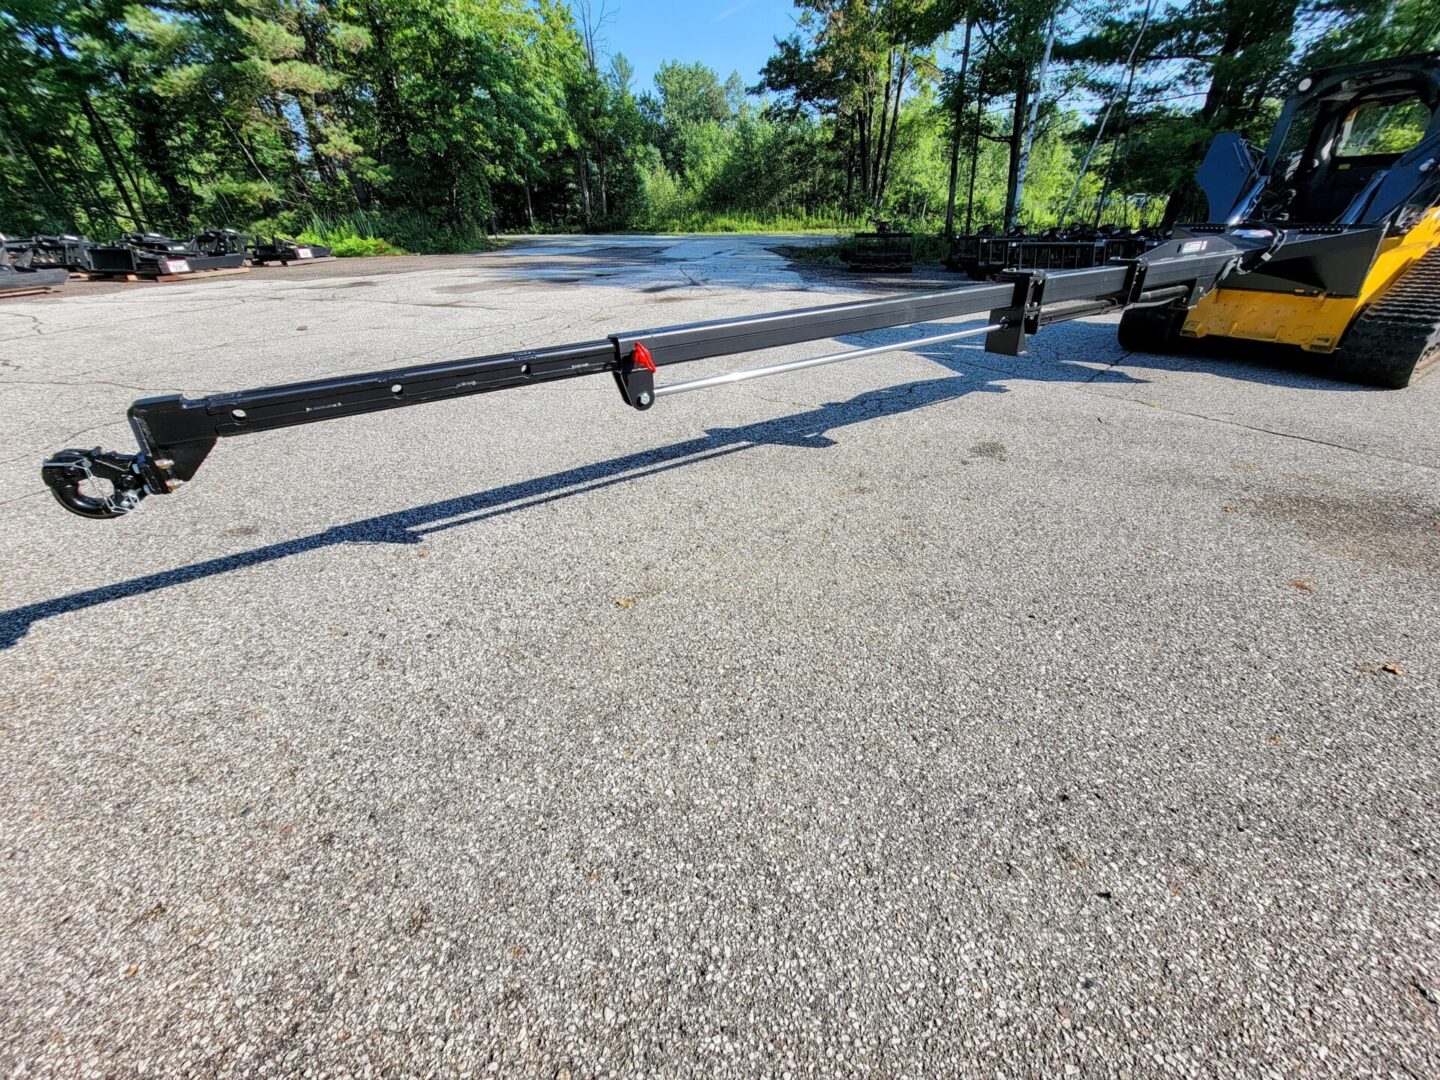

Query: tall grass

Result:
[270,206,945,258]
[632,209,872,234]
[292,212,403,258]
[281,210,507,257]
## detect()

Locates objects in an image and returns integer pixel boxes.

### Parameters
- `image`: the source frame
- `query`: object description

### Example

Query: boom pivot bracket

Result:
[985,270,1047,356]
[614,343,657,410]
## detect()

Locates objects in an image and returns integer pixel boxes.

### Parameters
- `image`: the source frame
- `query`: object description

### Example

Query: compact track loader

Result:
[1119,53,1440,388]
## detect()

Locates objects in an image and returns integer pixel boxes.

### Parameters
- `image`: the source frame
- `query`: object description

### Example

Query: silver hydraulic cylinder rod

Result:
[653,321,1003,399]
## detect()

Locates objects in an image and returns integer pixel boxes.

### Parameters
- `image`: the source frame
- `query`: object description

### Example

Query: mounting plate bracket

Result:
[985,270,1047,356]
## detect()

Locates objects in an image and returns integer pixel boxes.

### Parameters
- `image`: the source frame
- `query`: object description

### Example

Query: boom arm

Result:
[40,234,1258,519]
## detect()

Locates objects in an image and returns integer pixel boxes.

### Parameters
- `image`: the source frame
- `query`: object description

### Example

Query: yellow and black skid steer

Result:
[1119,52,1440,388]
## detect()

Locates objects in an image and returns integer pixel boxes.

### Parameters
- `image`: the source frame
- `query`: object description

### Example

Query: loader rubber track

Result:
[1116,301,1187,354]
[1333,246,1440,389]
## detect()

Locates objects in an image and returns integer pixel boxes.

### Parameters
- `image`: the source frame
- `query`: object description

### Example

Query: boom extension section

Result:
[41,233,1265,519]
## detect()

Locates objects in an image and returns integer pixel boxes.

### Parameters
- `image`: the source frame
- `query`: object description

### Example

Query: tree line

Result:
[1,1,1434,252]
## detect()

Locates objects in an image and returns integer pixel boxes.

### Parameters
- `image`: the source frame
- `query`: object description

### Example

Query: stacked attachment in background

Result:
[844,221,915,273]
[949,225,1167,280]
[0,234,70,294]
[247,235,333,264]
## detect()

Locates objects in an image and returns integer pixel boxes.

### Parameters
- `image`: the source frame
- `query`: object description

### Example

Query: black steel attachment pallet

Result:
[845,222,915,273]
[87,233,248,278]
[2,233,72,292]
[949,226,1166,279]
[41,231,1271,519]
[248,236,333,264]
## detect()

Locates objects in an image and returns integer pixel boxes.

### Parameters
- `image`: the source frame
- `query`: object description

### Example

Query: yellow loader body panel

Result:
[1180,208,1440,353]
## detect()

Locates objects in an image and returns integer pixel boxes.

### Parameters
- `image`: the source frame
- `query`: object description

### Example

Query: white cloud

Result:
[714,0,756,23]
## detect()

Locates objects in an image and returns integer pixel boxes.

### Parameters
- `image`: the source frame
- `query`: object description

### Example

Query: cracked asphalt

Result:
[1,234,1437,1077]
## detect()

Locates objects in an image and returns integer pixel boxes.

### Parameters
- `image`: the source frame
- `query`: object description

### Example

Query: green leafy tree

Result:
[1059,0,1302,224]
[1303,0,1440,67]
[2,0,1430,249]
[758,0,936,213]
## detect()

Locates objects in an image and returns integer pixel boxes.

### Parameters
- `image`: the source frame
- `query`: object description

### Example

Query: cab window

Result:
[1276,101,1319,160]
[1336,97,1432,158]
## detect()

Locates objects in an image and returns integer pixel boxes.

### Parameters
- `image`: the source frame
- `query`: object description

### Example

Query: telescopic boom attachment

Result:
[41,232,1266,519]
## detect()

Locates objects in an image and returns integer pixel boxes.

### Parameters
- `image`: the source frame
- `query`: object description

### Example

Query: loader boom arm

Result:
[41,235,1256,519]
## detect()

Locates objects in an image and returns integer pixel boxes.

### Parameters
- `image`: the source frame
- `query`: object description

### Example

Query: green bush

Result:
[287,211,404,258]
[317,234,404,258]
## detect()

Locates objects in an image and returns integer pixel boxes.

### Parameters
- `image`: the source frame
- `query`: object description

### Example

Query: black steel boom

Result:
[41,233,1261,519]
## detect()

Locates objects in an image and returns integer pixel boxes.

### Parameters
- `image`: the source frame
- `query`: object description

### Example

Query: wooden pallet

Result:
[151,265,250,283]
[0,285,60,299]
[251,255,335,267]
[86,265,251,284]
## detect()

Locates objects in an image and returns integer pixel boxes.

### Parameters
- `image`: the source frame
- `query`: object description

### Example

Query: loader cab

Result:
[1257,54,1440,226]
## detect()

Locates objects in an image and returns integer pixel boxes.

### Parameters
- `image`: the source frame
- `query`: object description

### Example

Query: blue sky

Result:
[595,0,802,96]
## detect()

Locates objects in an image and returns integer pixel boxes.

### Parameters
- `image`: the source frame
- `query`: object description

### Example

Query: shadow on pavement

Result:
[1112,336,1389,391]
[2,317,1366,648]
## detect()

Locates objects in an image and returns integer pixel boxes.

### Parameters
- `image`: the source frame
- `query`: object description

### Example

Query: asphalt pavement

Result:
[1,235,1437,1077]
